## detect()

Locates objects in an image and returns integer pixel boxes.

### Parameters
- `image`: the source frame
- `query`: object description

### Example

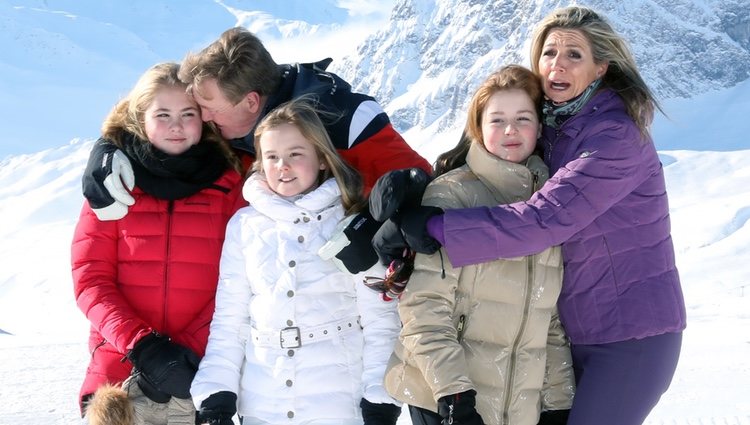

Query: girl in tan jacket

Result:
[384,65,574,425]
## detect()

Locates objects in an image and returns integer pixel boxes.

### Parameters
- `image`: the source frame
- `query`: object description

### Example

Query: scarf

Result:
[120,133,230,200]
[542,78,602,129]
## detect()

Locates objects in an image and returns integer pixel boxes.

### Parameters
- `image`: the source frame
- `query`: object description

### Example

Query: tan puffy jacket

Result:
[384,143,575,425]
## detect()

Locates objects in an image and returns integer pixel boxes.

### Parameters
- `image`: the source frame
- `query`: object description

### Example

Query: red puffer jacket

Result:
[71,169,243,407]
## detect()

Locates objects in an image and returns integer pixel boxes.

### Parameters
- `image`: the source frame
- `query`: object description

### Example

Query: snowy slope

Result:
[0,0,749,423]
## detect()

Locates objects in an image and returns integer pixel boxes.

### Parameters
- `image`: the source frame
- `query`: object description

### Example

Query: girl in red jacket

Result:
[71,62,243,424]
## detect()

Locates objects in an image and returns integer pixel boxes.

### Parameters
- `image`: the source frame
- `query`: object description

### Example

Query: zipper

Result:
[92,338,106,358]
[162,200,174,329]
[456,314,466,341]
[501,255,534,424]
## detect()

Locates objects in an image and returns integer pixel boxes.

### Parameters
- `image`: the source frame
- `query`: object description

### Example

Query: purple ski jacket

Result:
[439,89,686,345]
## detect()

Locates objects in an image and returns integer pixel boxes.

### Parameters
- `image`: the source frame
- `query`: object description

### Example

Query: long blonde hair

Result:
[100,62,239,171]
[252,98,366,215]
[530,6,662,136]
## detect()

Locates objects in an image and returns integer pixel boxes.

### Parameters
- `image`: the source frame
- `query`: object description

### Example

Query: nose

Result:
[170,119,183,132]
[550,54,564,72]
[504,123,518,135]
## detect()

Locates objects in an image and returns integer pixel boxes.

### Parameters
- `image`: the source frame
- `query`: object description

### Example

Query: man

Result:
[82,27,430,271]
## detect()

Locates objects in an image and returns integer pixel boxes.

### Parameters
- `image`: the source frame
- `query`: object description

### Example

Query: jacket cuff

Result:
[426,214,445,245]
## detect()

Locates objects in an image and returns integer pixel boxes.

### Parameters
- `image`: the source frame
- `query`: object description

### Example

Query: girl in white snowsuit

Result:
[191,99,402,425]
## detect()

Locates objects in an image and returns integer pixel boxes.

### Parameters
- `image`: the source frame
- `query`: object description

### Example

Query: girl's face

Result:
[537,29,608,104]
[259,123,326,197]
[481,89,540,164]
[144,87,202,155]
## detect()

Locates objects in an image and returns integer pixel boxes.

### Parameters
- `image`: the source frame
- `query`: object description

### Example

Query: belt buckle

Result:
[280,327,301,349]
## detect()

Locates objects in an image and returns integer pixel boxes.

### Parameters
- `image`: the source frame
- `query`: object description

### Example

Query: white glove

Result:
[317,215,355,273]
[93,151,135,221]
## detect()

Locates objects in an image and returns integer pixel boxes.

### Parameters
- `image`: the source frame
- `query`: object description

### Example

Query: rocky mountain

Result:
[331,0,750,135]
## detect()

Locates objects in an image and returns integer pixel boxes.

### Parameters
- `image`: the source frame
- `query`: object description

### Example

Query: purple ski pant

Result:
[568,331,683,425]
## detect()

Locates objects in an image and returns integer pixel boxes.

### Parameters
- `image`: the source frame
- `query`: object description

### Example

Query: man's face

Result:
[192,78,259,140]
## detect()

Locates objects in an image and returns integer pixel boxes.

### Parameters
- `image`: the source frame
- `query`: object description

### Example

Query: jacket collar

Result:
[465,142,548,201]
[553,88,623,137]
[242,173,342,222]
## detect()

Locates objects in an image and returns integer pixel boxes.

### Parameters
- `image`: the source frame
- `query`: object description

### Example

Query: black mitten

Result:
[360,398,401,425]
[82,138,135,221]
[197,391,237,425]
[372,219,408,266]
[127,332,200,399]
[537,409,570,425]
[369,168,432,221]
[136,373,171,403]
[334,208,381,273]
[398,206,443,254]
[437,390,485,425]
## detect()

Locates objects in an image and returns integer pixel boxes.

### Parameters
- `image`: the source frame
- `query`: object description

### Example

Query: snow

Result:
[0,1,749,424]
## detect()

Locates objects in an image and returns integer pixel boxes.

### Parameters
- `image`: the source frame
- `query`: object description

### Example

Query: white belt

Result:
[247,316,361,349]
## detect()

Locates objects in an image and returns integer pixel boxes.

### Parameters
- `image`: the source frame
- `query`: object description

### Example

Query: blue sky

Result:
[0,0,395,158]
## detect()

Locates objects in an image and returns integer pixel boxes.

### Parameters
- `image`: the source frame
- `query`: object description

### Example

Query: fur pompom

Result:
[84,384,134,425]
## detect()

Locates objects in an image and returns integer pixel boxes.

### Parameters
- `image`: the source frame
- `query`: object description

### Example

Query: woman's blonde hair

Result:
[252,98,366,214]
[530,6,662,136]
[100,62,240,171]
[434,65,542,176]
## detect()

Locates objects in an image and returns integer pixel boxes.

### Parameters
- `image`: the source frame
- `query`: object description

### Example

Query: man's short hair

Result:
[179,27,281,104]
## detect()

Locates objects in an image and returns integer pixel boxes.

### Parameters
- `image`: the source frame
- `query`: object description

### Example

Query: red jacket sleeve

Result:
[71,202,152,353]
[338,123,432,194]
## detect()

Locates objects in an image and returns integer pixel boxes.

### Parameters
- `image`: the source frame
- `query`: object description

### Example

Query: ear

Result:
[243,91,262,113]
[596,62,609,78]
[319,160,327,171]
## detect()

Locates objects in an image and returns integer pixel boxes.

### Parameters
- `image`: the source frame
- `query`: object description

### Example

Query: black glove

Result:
[197,391,237,425]
[372,206,443,265]
[370,168,432,221]
[127,332,200,399]
[360,398,401,425]
[399,206,443,254]
[537,409,570,425]
[336,208,381,273]
[437,390,485,425]
[136,372,171,403]
[371,219,406,266]
[82,138,135,221]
